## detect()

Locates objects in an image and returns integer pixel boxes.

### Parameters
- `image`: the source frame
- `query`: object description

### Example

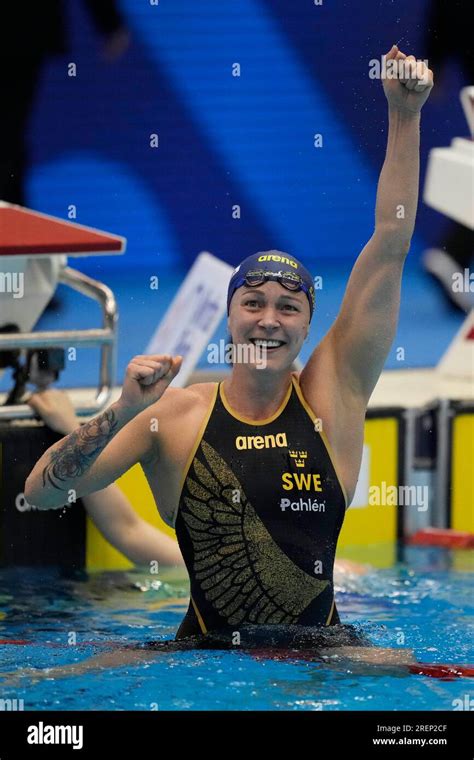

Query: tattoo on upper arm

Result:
[42,409,119,491]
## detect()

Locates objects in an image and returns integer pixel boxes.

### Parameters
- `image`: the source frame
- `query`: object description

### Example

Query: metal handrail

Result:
[0,265,118,419]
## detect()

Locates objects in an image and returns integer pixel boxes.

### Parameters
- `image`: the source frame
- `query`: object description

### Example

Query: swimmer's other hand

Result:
[117,354,183,413]
[26,388,79,436]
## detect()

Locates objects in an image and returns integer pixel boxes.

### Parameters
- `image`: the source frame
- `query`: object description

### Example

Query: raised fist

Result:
[117,354,183,413]
[382,44,434,114]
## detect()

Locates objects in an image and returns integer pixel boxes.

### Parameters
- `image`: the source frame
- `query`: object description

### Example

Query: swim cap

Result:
[227,251,315,320]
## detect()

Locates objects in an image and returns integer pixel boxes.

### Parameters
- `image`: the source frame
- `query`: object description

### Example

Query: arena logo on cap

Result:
[257,254,298,269]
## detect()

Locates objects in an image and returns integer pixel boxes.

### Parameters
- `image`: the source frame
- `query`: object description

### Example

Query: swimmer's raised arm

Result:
[24,354,183,510]
[307,45,433,404]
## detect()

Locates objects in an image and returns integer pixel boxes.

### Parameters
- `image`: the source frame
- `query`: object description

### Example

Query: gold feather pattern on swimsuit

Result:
[181,439,329,626]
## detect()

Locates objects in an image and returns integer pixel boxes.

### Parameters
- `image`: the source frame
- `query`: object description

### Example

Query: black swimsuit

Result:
[168,375,370,649]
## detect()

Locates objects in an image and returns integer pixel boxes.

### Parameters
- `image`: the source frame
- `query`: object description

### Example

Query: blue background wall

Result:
[7,0,470,388]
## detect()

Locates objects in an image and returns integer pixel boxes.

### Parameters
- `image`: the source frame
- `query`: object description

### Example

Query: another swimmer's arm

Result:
[24,355,182,510]
[24,387,184,565]
[83,485,185,567]
[311,47,433,402]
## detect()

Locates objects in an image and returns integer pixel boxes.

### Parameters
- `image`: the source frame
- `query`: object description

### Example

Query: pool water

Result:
[0,548,472,711]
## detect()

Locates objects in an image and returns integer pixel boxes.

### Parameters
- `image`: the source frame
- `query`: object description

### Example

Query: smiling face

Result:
[227,280,310,370]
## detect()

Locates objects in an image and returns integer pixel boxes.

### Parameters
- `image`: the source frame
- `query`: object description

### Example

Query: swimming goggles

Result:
[236,269,315,307]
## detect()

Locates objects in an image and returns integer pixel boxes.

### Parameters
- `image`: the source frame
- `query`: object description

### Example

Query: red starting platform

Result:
[0,201,125,257]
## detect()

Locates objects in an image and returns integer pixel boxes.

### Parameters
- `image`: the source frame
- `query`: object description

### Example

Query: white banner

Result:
[145,252,233,387]
[437,308,474,380]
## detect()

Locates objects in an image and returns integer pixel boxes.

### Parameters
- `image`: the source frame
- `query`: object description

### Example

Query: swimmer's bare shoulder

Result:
[145,380,216,457]
[140,381,218,527]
